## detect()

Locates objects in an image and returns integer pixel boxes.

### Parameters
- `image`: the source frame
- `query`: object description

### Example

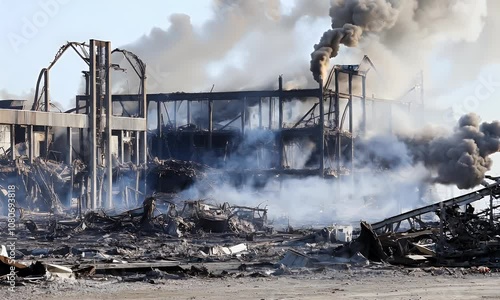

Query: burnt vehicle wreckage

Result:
[1,39,500,285]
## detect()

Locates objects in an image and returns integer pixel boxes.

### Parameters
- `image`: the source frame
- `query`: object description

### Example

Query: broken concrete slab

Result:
[279,250,313,268]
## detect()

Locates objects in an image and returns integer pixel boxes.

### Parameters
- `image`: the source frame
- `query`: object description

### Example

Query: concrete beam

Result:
[110,116,147,131]
[0,109,88,128]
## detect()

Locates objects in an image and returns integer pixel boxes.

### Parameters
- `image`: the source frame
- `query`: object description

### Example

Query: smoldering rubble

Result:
[3,165,500,287]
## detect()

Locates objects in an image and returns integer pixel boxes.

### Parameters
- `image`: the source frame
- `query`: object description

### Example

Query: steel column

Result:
[104,41,113,209]
[278,76,284,169]
[44,69,50,157]
[268,97,273,129]
[10,125,15,160]
[334,68,341,171]
[208,100,213,149]
[118,130,124,164]
[27,125,33,164]
[173,101,177,129]
[141,66,147,196]
[318,79,325,177]
[348,73,354,174]
[241,97,246,136]
[89,39,97,209]
[361,75,367,136]
[135,131,140,204]
[157,100,162,156]
[258,97,262,128]
[67,127,73,207]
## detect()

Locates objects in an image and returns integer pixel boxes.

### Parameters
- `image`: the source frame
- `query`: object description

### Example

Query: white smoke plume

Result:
[116,0,330,94]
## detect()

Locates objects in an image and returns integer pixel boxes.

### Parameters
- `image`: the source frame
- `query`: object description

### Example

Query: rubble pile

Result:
[2,158,500,287]
[334,203,500,267]
[0,158,86,214]
[0,196,373,286]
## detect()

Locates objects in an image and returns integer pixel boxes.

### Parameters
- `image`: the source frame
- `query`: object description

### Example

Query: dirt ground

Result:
[2,269,499,300]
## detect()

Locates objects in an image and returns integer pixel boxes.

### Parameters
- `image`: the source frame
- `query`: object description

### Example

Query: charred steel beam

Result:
[371,182,500,231]
[291,103,318,129]
[219,114,241,131]
[106,88,321,102]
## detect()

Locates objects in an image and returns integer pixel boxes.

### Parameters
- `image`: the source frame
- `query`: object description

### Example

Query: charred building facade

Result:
[0,39,423,214]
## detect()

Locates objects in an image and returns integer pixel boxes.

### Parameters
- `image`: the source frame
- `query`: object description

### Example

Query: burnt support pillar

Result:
[10,125,15,160]
[268,97,273,130]
[173,101,177,129]
[44,69,50,157]
[118,130,124,164]
[104,42,113,209]
[67,127,74,207]
[135,131,140,204]
[348,72,354,175]
[66,128,72,164]
[490,194,494,226]
[361,75,367,136]
[334,68,341,172]
[278,76,284,169]
[27,125,34,164]
[140,130,147,195]
[141,66,147,196]
[77,96,85,160]
[258,97,263,128]
[328,95,333,121]
[208,99,213,149]
[241,97,246,136]
[157,100,162,157]
[89,39,97,209]
[278,76,283,128]
[318,78,325,177]
[187,101,191,125]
